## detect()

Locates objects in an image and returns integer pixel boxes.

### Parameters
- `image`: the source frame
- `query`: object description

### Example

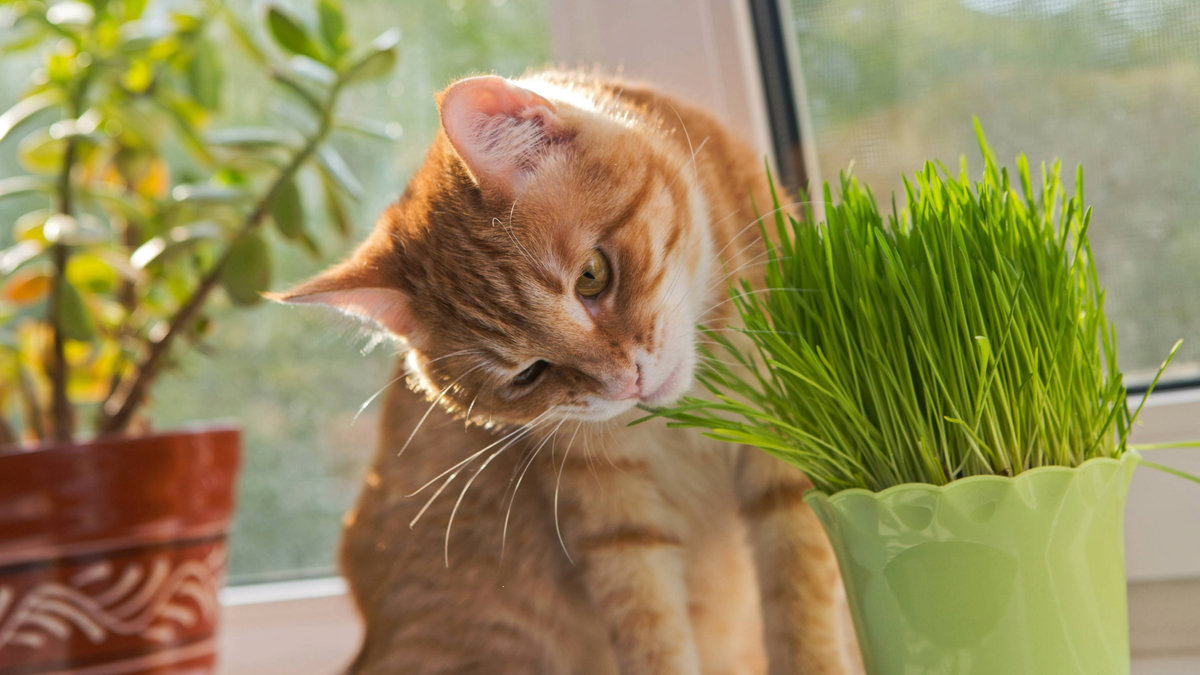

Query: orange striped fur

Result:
[281,72,862,675]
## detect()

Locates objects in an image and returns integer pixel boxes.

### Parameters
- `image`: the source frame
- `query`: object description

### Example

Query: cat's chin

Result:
[563,398,643,422]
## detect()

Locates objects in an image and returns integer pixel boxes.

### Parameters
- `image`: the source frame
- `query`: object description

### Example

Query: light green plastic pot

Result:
[805,452,1139,675]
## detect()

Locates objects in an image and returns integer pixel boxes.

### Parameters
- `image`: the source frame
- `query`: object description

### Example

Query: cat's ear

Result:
[439,76,563,197]
[267,261,415,339]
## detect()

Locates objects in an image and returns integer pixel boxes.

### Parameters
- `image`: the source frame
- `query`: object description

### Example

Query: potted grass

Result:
[642,127,1195,675]
[0,1,397,672]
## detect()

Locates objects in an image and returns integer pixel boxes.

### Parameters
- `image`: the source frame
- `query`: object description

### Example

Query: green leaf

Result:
[289,55,337,86]
[0,91,62,143]
[171,184,250,203]
[17,128,65,175]
[14,210,50,242]
[270,177,306,240]
[122,0,148,21]
[316,144,363,199]
[2,25,52,56]
[122,59,153,93]
[79,184,153,220]
[266,6,325,62]
[317,0,348,57]
[44,214,107,245]
[155,91,213,164]
[0,176,53,201]
[130,221,222,269]
[206,126,299,149]
[322,175,351,237]
[221,6,267,65]
[334,115,402,140]
[221,232,272,305]
[344,29,399,83]
[46,2,95,26]
[271,72,324,113]
[187,38,223,110]
[56,280,95,342]
[0,240,46,275]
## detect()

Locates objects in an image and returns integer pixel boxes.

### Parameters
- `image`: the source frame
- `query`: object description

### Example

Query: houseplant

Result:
[641,127,1194,674]
[0,1,397,672]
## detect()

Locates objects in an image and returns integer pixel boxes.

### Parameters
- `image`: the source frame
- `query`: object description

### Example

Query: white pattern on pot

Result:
[0,545,225,652]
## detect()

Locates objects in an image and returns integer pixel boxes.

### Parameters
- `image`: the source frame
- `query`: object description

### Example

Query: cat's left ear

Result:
[267,258,417,340]
[439,76,565,198]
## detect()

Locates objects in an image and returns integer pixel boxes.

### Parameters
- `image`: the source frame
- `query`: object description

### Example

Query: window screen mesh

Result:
[789,0,1200,379]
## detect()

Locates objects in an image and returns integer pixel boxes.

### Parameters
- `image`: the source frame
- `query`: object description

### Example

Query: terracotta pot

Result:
[0,426,240,675]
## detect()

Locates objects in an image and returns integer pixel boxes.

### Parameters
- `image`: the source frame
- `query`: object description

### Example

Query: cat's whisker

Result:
[465,379,500,423]
[688,250,784,318]
[353,373,408,426]
[423,349,484,366]
[691,198,823,302]
[492,216,539,271]
[695,287,814,323]
[701,326,804,337]
[653,254,688,319]
[445,408,557,567]
[501,417,566,561]
[700,257,783,303]
[696,353,746,368]
[601,421,622,470]
[398,363,486,456]
[700,240,771,291]
[661,203,804,321]
[702,235,767,287]
[582,430,600,485]
[664,103,704,192]
[411,412,549,531]
[702,202,805,273]
[406,408,555,497]
[553,422,583,565]
[409,470,458,530]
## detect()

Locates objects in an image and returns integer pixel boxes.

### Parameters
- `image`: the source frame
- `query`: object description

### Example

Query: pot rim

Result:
[806,449,1141,505]
[0,418,241,456]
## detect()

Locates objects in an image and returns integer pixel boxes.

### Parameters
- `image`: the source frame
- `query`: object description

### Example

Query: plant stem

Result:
[48,136,79,443]
[97,84,340,435]
[18,368,45,441]
[0,408,16,446]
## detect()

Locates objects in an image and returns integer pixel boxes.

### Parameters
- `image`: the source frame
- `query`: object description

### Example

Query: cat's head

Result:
[275,75,718,426]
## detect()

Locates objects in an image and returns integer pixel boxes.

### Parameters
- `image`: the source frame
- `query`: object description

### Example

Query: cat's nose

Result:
[610,366,641,400]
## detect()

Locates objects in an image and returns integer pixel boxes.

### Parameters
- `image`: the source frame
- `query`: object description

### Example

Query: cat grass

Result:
[637,123,1181,495]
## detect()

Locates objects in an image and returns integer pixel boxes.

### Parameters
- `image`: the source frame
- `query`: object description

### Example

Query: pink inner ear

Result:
[440,76,560,193]
[286,288,413,337]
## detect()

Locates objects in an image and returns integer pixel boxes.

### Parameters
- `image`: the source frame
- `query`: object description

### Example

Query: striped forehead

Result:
[424,145,701,360]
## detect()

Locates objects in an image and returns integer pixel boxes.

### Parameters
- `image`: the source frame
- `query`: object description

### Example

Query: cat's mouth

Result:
[640,356,690,406]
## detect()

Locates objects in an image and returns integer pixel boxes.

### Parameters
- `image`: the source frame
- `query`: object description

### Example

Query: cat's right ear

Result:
[266,260,416,340]
[438,76,564,198]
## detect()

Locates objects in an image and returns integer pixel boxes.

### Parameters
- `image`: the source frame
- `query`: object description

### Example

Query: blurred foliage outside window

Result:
[791,0,1200,381]
[0,0,550,582]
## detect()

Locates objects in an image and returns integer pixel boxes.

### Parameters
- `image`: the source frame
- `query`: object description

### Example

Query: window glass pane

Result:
[789,0,1200,380]
[0,0,550,583]
[162,0,550,582]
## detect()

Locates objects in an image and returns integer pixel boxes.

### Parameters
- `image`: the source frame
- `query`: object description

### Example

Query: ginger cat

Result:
[277,72,862,675]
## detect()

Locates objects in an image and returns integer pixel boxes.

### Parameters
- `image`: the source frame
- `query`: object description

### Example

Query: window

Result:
[770,0,1200,382]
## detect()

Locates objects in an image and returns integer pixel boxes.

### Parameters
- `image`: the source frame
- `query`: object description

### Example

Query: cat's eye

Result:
[576,248,611,298]
[513,360,550,387]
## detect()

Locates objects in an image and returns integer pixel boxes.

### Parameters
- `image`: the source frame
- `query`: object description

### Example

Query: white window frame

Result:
[216,1,1200,670]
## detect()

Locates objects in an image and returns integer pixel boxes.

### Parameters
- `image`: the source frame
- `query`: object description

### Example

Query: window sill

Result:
[217,580,362,675]
[214,577,1198,674]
